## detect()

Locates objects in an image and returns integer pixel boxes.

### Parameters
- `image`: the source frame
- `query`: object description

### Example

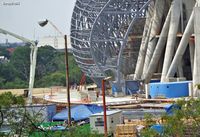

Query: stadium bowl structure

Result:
[70,0,152,87]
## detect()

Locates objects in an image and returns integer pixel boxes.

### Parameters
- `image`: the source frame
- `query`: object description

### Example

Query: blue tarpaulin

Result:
[151,124,164,134]
[52,105,103,121]
[164,104,181,115]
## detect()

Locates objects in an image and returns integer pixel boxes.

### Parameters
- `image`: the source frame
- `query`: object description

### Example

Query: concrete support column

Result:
[189,40,195,75]
[166,4,195,78]
[134,2,154,80]
[188,82,193,97]
[176,40,184,77]
[193,6,200,97]
[145,84,150,99]
[161,0,181,82]
[142,0,165,77]
[177,60,184,77]
[157,56,164,73]
[143,8,172,83]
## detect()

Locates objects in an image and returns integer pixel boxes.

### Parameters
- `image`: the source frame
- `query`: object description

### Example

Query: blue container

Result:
[112,83,122,94]
[150,79,160,83]
[125,80,139,95]
[149,81,191,98]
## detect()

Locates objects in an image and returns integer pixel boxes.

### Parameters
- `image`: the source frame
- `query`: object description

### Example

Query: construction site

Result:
[31,0,200,136]
[70,0,200,136]
[1,0,200,136]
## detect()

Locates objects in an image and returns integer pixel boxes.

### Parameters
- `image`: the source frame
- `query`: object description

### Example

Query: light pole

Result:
[38,20,71,126]
[0,28,37,104]
[101,76,112,137]
[38,19,63,36]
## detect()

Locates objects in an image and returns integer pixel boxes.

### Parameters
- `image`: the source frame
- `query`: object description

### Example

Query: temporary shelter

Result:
[52,105,103,121]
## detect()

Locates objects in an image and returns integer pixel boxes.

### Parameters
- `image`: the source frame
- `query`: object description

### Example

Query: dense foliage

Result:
[141,98,200,137]
[0,47,10,59]
[31,124,103,137]
[0,45,89,89]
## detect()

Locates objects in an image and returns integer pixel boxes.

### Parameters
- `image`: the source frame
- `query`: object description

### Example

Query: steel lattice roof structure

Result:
[70,0,152,86]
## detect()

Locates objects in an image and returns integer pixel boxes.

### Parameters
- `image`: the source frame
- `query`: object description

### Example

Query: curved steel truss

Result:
[71,0,152,86]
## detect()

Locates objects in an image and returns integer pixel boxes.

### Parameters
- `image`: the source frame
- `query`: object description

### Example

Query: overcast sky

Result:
[0,0,76,43]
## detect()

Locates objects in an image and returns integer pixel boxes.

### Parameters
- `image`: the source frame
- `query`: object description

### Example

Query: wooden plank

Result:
[109,103,169,109]
[115,124,137,135]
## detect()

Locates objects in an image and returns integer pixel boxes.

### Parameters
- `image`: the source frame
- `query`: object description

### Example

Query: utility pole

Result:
[38,20,71,125]
[102,76,111,137]
[64,35,71,126]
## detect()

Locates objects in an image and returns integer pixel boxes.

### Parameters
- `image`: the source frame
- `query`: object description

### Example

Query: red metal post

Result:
[64,35,71,126]
[102,79,107,137]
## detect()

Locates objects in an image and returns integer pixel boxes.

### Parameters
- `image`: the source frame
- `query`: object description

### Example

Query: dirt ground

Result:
[0,87,63,98]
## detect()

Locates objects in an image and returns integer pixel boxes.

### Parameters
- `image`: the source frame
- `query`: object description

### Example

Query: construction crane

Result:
[0,28,37,104]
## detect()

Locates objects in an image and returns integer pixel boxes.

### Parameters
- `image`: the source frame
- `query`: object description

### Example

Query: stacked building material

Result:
[115,124,137,137]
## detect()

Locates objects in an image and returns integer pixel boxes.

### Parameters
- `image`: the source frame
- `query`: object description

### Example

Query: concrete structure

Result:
[89,110,122,134]
[143,0,165,77]
[193,4,200,97]
[161,0,181,82]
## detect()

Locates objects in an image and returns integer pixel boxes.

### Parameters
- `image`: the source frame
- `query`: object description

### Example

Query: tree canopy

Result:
[0,45,87,89]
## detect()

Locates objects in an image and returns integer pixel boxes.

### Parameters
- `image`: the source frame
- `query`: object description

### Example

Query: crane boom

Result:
[0,27,37,104]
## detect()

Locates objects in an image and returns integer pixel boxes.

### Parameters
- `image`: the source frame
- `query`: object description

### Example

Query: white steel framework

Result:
[71,0,152,86]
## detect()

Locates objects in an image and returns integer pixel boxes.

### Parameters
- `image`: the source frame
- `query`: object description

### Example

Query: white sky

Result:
[0,0,76,43]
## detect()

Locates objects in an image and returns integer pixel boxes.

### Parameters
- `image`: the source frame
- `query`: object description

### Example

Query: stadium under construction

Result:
[70,0,200,98]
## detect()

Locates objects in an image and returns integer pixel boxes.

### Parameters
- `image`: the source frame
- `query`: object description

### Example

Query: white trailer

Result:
[89,110,122,134]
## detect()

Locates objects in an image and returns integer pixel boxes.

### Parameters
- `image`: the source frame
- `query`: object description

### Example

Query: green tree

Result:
[35,71,66,87]
[35,46,58,79]
[0,47,10,59]
[9,46,31,81]
[1,45,87,89]
[68,53,82,85]
[0,63,16,82]
[0,63,23,89]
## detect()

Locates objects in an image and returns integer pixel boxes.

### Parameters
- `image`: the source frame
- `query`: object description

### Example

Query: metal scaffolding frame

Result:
[71,0,152,86]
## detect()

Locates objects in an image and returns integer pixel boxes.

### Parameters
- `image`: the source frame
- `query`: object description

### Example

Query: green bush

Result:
[141,98,200,137]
